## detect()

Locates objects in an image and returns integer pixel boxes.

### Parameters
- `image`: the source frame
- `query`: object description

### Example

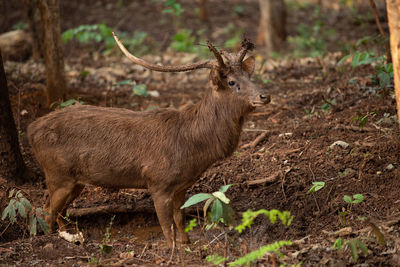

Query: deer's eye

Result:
[228,81,235,86]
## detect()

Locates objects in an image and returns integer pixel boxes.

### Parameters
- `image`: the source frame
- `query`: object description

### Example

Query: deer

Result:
[27,32,270,248]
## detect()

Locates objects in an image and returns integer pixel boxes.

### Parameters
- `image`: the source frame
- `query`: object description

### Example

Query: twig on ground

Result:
[241,131,269,149]
[246,170,281,186]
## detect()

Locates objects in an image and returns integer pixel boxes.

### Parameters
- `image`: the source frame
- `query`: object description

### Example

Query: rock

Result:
[42,243,54,250]
[148,90,160,97]
[386,163,395,171]
[0,30,32,61]
[329,140,349,149]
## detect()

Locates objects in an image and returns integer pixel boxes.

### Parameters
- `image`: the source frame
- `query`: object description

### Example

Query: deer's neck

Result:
[182,87,251,164]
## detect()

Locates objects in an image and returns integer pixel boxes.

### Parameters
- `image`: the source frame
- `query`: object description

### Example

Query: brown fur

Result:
[27,56,269,247]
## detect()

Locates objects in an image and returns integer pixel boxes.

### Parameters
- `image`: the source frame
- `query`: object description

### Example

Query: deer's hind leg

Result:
[56,184,85,231]
[45,177,79,232]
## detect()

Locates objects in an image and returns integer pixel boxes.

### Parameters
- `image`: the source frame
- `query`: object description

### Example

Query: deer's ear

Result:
[242,56,255,77]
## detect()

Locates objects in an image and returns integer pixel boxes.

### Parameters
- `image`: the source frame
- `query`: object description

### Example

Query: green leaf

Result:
[37,216,50,234]
[352,194,364,203]
[203,198,213,217]
[1,206,9,220]
[16,201,26,218]
[59,99,77,108]
[347,239,359,261]
[221,202,236,226]
[307,181,325,194]
[333,237,343,250]
[180,193,213,209]
[337,54,350,66]
[212,191,230,204]
[205,254,227,265]
[219,184,232,193]
[30,216,37,236]
[356,239,368,256]
[343,195,352,203]
[8,200,16,223]
[116,79,133,85]
[132,84,148,96]
[20,198,32,211]
[184,218,197,233]
[211,199,223,222]
[9,189,15,198]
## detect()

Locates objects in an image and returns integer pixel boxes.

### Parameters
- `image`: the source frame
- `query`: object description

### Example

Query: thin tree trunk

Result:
[257,0,286,53]
[198,0,208,22]
[38,0,66,107]
[0,50,27,184]
[22,0,42,60]
[386,0,400,125]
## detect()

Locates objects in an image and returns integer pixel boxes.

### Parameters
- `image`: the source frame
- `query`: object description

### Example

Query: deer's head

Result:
[113,33,270,108]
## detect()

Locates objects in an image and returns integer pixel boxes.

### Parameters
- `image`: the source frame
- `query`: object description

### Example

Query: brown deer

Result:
[27,32,270,248]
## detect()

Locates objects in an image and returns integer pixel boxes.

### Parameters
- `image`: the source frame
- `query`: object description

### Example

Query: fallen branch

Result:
[246,170,282,186]
[241,131,269,149]
[67,203,198,217]
[67,204,153,217]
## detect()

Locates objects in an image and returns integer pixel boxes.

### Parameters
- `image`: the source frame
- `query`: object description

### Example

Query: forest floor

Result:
[1,0,400,266]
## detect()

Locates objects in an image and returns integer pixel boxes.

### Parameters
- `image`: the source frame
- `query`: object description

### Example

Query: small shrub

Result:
[307,181,325,194]
[1,189,49,236]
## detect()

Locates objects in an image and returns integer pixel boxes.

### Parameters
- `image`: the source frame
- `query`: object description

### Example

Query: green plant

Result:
[12,21,27,30]
[352,111,377,129]
[333,237,368,262]
[320,99,336,114]
[337,47,393,90]
[333,237,343,250]
[50,99,84,110]
[184,218,197,233]
[347,238,368,261]
[376,62,393,88]
[62,24,149,55]
[235,209,293,233]
[100,215,115,254]
[224,23,243,49]
[162,0,184,17]
[287,17,335,57]
[229,240,292,266]
[181,184,235,227]
[206,254,228,265]
[343,194,364,213]
[233,5,245,16]
[169,29,210,57]
[205,209,294,266]
[307,181,325,194]
[1,189,49,236]
[88,254,100,265]
[115,80,148,97]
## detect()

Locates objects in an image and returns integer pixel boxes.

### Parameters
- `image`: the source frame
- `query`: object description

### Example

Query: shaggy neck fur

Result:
[180,83,252,169]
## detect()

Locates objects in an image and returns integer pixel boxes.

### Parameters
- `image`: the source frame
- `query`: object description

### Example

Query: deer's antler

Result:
[236,38,255,63]
[206,40,226,69]
[113,32,217,72]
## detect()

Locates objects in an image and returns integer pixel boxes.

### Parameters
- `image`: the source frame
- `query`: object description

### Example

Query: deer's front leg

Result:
[173,190,190,244]
[151,191,175,248]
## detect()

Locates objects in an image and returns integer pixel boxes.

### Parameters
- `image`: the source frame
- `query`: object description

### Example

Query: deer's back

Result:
[27,105,185,188]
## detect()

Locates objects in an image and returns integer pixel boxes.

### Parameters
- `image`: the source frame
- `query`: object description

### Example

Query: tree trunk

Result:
[38,0,66,107]
[0,50,27,184]
[386,0,400,125]
[198,0,208,22]
[257,0,286,53]
[22,0,42,60]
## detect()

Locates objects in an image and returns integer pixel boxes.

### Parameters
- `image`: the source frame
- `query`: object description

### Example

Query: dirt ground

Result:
[1,0,400,266]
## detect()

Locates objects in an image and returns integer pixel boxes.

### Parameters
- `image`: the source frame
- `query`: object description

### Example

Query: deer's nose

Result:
[259,94,271,104]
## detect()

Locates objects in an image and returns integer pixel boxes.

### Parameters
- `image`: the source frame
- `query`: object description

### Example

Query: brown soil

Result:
[1,1,399,266]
